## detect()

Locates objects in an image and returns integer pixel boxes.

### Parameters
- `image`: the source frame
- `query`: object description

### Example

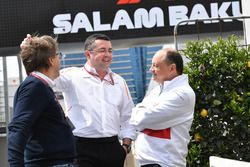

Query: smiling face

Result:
[86,39,112,73]
[150,49,177,84]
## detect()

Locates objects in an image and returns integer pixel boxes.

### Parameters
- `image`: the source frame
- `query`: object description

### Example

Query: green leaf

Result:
[213,99,222,106]
[184,35,250,167]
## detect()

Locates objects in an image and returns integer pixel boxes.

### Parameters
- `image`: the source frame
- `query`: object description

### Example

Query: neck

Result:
[169,72,179,81]
[87,62,107,80]
[38,69,55,80]
[96,70,107,80]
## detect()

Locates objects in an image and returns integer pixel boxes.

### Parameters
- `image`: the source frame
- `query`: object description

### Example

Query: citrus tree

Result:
[183,35,250,167]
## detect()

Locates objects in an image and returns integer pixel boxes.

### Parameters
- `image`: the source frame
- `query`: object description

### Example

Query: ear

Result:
[84,50,91,60]
[170,63,176,72]
[48,57,55,67]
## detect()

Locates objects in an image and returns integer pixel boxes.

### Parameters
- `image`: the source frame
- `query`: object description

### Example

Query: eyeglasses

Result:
[89,48,112,55]
[56,52,63,59]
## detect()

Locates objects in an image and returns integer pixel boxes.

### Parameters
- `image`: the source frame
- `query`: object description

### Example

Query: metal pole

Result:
[3,57,10,134]
[219,17,223,37]
[173,16,250,51]
[17,54,23,83]
[242,17,247,47]
[196,20,200,41]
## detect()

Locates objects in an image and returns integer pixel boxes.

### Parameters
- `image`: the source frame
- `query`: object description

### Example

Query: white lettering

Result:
[169,5,188,26]
[169,1,242,26]
[211,3,220,23]
[52,1,242,34]
[112,10,134,30]
[217,2,231,22]
[53,14,71,34]
[93,12,111,31]
[232,1,241,17]
[53,8,164,34]
[71,13,93,33]
[134,7,164,28]
[189,4,210,24]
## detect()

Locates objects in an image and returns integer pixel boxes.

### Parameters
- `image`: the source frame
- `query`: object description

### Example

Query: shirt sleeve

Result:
[118,79,136,140]
[130,88,194,131]
[54,68,72,92]
[8,82,47,166]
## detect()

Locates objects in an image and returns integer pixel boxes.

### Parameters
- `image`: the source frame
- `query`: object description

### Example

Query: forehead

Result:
[152,51,165,63]
[94,39,112,48]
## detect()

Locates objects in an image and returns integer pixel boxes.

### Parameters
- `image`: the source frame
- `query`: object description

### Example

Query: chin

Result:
[104,65,110,70]
[153,78,161,84]
[152,77,157,81]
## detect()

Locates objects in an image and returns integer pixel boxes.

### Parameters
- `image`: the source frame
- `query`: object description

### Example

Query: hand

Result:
[20,34,32,49]
[122,143,131,154]
[122,145,128,154]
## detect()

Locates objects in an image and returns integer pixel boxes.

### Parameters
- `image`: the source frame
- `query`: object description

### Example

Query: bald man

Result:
[130,48,196,167]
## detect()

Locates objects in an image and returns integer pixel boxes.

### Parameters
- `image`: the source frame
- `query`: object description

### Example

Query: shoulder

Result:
[17,76,48,97]
[112,72,125,81]
[21,76,46,89]
[60,67,81,74]
[112,72,129,87]
[176,84,195,97]
[166,85,195,103]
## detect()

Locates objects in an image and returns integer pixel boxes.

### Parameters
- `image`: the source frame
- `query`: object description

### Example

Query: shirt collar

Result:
[162,74,189,90]
[32,71,56,88]
[84,63,112,75]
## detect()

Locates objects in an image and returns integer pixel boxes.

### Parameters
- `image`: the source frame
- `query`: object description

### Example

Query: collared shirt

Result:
[54,63,136,140]
[31,71,56,88]
[130,74,196,167]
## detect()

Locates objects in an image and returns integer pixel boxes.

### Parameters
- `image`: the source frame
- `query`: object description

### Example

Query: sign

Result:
[0,0,243,47]
[241,0,250,45]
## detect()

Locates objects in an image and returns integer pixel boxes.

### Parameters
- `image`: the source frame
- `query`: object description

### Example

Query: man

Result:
[54,33,135,167]
[130,48,196,167]
[8,35,76,167]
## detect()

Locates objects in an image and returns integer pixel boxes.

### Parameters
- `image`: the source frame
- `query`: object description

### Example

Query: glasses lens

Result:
[56,52,63,59]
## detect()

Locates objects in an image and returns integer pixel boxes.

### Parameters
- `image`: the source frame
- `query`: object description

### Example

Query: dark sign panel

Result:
[0,0,242,47]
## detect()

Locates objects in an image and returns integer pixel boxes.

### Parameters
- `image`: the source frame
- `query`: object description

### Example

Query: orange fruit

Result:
[194,133,201,142]
[200,108,208,118]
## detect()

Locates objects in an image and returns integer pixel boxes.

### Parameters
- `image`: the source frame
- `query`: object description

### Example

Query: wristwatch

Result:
[122,144,131,153]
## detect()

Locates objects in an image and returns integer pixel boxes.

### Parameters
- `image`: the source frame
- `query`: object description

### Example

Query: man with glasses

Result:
[54,33,135,167]
[130,48,196,167]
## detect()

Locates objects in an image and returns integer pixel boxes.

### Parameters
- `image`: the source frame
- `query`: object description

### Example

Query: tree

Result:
[183,36,250,167]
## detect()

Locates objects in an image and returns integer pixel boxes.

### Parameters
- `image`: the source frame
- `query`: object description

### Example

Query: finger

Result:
[20,39,29,49]
[26,34,31,39]
[20,41,27,49]
[20,34,32,49]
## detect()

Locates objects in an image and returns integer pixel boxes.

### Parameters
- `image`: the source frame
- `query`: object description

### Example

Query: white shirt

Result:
[54,63,135,140]
[31,71,55,88]
[130,74,196,167]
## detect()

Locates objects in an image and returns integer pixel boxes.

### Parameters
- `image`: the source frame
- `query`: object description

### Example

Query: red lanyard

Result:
[83,66,114,85]
[30,72,49,86]
[30,72,65,115]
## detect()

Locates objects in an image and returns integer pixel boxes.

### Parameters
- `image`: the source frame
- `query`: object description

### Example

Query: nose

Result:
[104,50,112,57]
[149,66,154,73]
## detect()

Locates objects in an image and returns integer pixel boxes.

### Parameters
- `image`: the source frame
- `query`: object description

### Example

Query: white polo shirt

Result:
[54,63,136,140]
